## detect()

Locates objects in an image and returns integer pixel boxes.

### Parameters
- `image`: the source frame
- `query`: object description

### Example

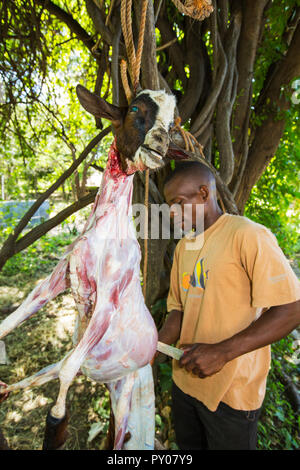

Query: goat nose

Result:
[152,131,164,143]
[153,127,168,140]
[147,127,169,153]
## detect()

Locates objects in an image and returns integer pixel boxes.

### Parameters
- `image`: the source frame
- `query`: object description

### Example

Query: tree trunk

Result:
[1,0,299,311]
[235,22,300,212]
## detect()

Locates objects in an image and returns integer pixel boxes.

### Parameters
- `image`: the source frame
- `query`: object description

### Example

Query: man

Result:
[155,161,300,450]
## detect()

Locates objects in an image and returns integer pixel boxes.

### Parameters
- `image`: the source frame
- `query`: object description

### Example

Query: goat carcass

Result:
[0,88,177,450]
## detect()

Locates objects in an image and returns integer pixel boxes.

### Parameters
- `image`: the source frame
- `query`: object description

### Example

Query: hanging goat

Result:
[0,85,180,450]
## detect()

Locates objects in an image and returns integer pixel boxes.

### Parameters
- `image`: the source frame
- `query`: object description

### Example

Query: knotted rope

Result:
[170,0,213,20]
[171,118,226,214]
[120,0,150,298]
[143,169,149,298]
[120,0,148,97]
[171,116,205,158]
[119,0,215,299]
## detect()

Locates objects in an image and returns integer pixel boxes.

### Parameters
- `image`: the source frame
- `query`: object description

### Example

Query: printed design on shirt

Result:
[182,258,209,291]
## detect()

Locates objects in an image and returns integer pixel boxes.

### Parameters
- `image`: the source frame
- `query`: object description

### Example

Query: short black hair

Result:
[164,161,215,186]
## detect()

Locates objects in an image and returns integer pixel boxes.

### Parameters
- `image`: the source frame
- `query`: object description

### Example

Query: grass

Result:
[0,229,110,450]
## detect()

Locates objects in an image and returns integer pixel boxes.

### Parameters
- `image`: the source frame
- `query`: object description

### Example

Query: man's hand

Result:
[178,300,300,378]
[178,343,228,378]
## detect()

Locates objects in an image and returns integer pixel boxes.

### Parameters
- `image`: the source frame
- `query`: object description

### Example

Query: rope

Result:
[121,0,136,84]
[120,0,150,299]
[172,117,205,158]
[133,0,150,299]
[120,0,148,99]
[120,59,133,103]
[143,168,149,298]
[170,0,213,20]
[133,0,148,93]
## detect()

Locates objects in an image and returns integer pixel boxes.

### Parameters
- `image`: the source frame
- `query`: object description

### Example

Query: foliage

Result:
[252,0,297,103]
[0,224,76,280]
[245,108,300,260]
[0,0,109,203]
[257,337,299,450]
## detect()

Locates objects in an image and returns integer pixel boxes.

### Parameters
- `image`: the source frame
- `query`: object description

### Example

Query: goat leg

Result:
[43,409,70,450]
[0,258,69,340]
[106,372,136,450]
[0,351,74,397]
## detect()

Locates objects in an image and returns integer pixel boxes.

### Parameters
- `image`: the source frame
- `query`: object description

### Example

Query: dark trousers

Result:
[172,381,261,450]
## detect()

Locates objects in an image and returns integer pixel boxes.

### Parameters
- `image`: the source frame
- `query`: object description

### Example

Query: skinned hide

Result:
[0,141,157,449]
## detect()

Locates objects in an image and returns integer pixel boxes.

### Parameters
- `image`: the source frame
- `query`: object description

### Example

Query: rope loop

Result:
[171,117,205,158]
[170,0,213,20]
[118,0,214,300]
[120,0,148,104]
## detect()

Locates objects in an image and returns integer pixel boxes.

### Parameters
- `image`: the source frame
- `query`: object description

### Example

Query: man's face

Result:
[164,176,207,233]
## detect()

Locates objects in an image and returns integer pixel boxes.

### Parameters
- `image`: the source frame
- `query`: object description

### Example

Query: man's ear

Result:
[76,85,126,126]
[198,185,209,202]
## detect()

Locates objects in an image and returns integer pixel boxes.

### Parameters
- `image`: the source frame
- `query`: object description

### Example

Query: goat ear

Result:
[76,85,125,125]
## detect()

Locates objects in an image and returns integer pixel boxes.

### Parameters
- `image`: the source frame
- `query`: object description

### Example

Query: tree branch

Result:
[231,0,270,169]
[215,9,242,184]
[36,0,96,51]
[235,23,300,212]
[190,32,227,137]
[177,19,205,123]
[156,12,187,89]
[0,127,111,269]
[14,190,98,256]
[85,0,113,45]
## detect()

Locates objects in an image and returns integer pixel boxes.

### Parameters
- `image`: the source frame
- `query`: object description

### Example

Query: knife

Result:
[157,341,184,361]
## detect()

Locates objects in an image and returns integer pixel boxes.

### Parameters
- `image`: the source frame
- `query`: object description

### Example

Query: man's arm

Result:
[158,309,183,345]
[151,309,183,364]
[179,300,300,378]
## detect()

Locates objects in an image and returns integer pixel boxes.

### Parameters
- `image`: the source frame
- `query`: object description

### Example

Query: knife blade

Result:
[157,341,184,361]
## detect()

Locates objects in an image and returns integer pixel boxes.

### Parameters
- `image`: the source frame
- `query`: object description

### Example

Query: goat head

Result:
[76,85,176,172]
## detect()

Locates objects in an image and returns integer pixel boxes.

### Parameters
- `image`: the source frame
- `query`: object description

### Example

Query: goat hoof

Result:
[43,409,69,450]
[124,431,131,443]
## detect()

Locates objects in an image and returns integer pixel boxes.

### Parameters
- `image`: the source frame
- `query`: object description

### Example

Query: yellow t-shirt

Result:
[167,213,300,412]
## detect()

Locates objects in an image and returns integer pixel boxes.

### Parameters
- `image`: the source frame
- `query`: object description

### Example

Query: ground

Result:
[0,207,116,451]
[0,268,111,450]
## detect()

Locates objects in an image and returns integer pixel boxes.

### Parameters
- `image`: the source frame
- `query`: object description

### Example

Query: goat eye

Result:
[131,106,138,112]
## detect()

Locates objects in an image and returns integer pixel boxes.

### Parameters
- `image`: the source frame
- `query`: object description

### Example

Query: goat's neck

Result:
[81,141,135,235]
